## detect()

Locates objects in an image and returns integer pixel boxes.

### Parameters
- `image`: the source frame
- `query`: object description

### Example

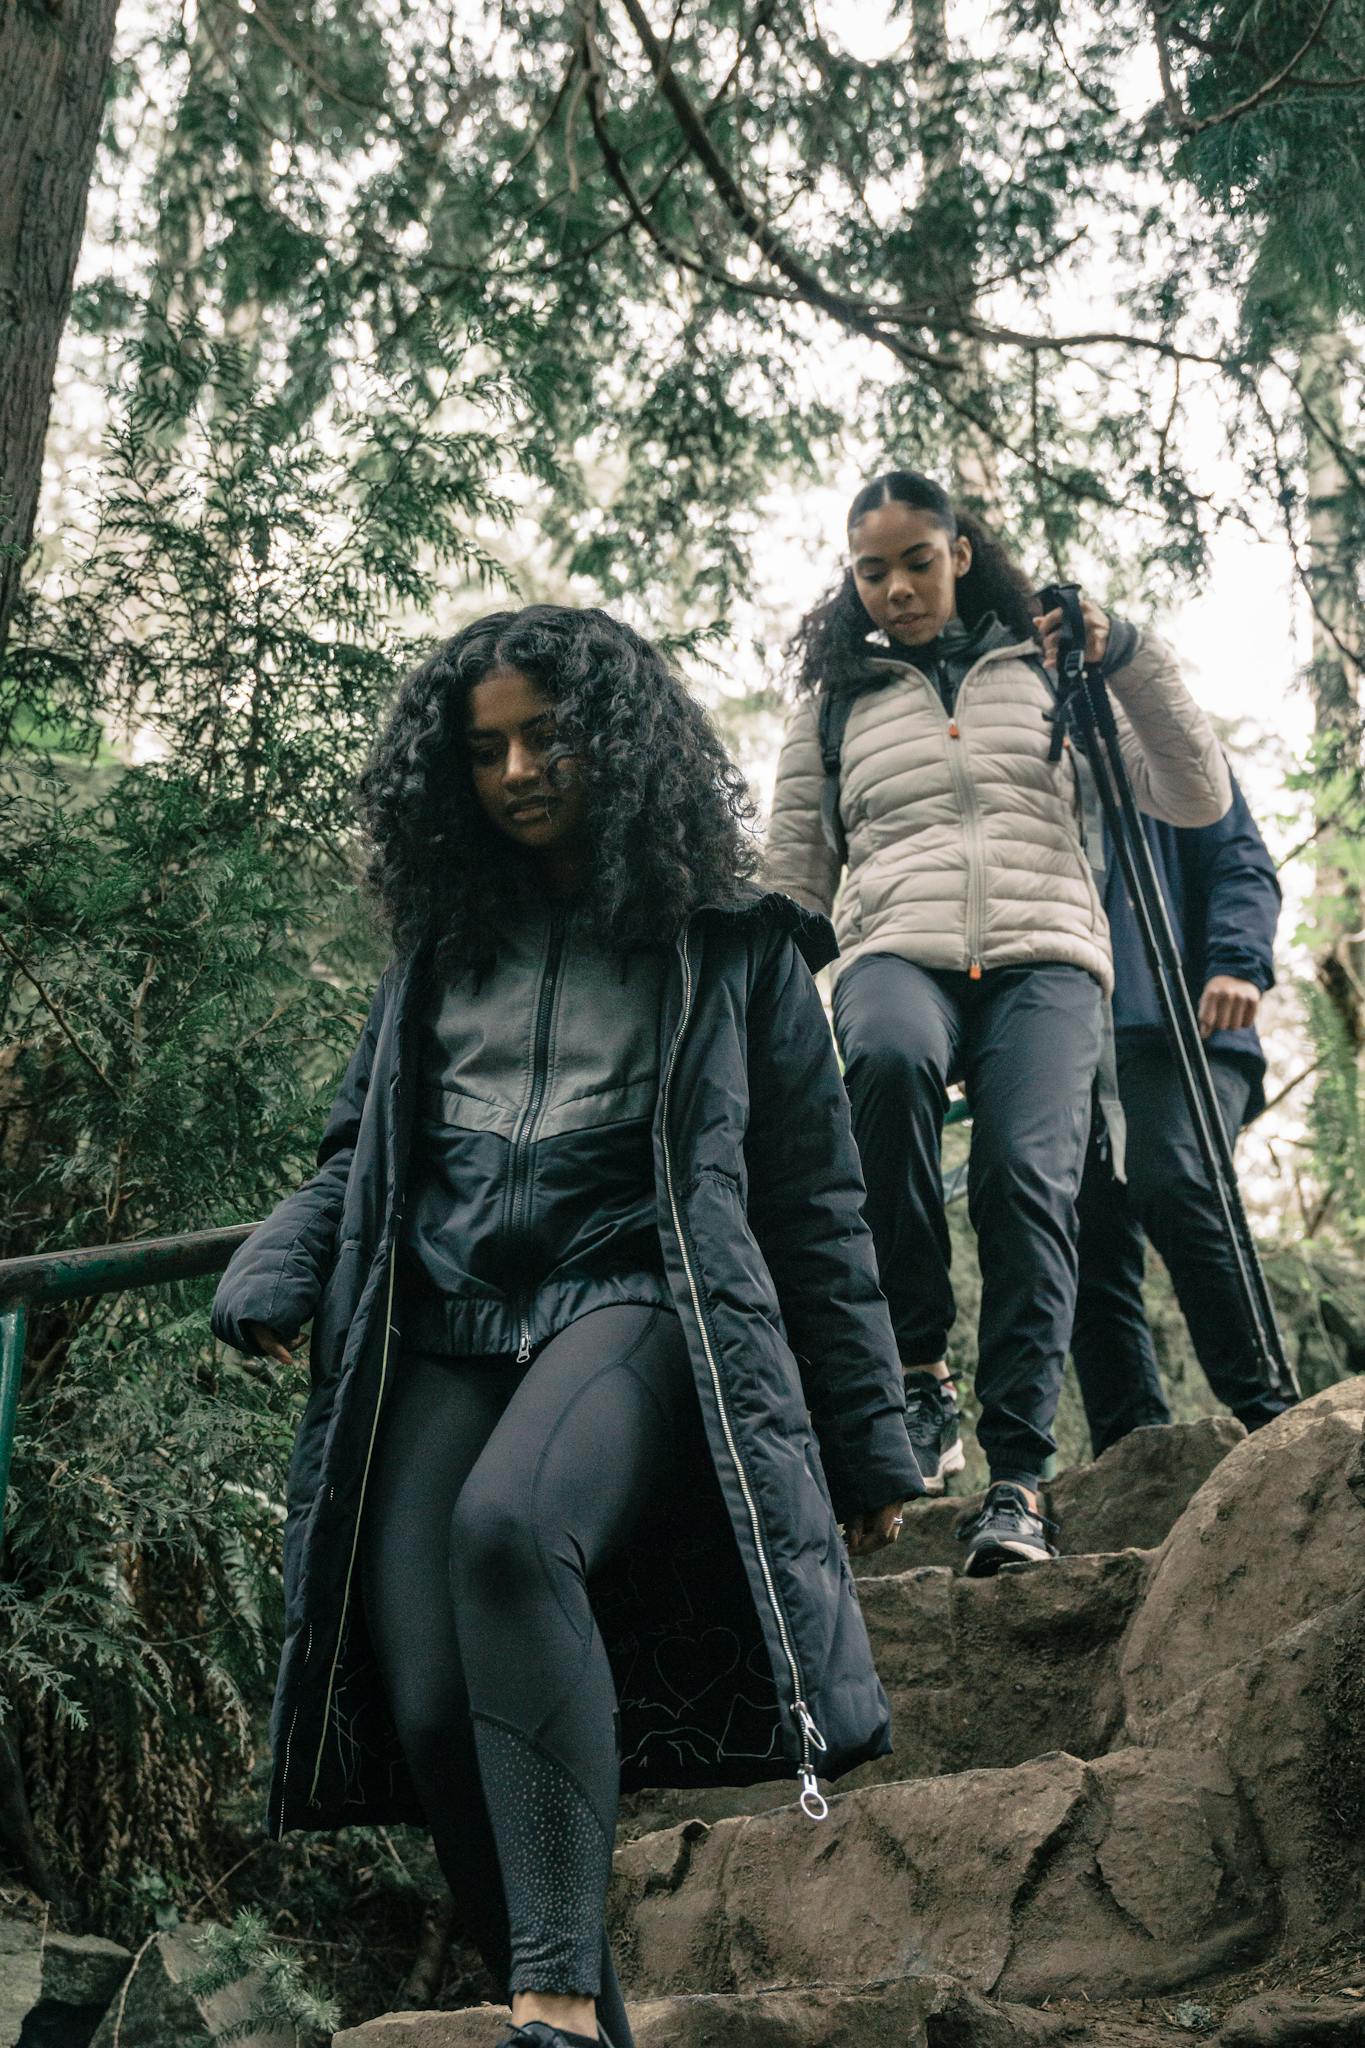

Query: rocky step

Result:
[334,1982,1365,2048]
[621,1546,1150,1837]
[609,1746,1275,2007]
[0,1920,132,2047]
[859,1414,1246,1576]
[332,1392,1365,2047]
[331,1975,1189,2047]
[617,1385,1365,1960]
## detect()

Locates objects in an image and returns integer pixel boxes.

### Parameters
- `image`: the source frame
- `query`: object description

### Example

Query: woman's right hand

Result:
[1036,594,1110,671]
[245,1322,297,1368]
[844,1500,906,1557]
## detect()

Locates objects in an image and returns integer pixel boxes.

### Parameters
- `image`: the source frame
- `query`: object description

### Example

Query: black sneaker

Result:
[903,1375,966,1493]
[955,1482,1058,1577]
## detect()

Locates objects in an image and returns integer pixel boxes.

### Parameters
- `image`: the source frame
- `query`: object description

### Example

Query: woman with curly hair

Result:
[211,604,922,2048]
[767,471,1231,1573]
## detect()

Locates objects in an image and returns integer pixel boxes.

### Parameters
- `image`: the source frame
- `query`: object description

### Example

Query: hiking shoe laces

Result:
[955,1481,1058,1577]
[902,1375,966,1494]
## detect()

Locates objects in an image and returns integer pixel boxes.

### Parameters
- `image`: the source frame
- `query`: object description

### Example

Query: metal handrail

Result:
[0,1224,260,1541]
[0,1098,976,1539]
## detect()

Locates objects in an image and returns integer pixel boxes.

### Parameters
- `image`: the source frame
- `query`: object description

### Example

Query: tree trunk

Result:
[0,0,121,664]
[909,0,1002,520]
[1300,324,1365,1044]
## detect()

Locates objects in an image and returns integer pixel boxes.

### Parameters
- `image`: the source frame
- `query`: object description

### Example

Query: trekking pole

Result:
[1041,584,1300,1404]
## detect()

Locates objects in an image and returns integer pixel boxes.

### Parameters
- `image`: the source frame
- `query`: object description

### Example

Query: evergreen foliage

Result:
[188,1909,342,2043]
[0,327,525,1931]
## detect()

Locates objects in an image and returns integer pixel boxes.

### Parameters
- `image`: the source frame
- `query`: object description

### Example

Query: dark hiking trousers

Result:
[360,1302,703,2045]
[1071,1042,1296,1454]
[833,954,1102,1490]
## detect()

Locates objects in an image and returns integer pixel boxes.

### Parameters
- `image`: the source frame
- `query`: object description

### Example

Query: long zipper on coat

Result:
[937,672,987,978]
[306,1235,399,1805]
[660,928,829,1821]
[509,909,568,1363]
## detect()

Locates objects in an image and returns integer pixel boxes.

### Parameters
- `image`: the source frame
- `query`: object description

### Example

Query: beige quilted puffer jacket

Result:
[764,629,1231,997]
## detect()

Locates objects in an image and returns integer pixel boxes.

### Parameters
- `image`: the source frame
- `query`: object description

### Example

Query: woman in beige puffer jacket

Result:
[765,469,1231,1574]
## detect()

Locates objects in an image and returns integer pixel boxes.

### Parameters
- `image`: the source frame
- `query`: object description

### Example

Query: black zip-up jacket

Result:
[211,890,924,1837]
[399,899,671,1361]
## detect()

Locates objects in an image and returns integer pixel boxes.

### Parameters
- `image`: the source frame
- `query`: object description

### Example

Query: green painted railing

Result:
[0,1224,260,1543]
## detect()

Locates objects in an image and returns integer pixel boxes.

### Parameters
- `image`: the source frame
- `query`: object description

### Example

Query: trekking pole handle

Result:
[1038,582,1091,696]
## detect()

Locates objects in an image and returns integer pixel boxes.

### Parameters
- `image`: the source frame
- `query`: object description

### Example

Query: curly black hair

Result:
[791,470,1039,698]
[358,604,760,974]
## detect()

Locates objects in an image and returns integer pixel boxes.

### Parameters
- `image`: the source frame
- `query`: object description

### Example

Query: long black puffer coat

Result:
[211,890,924,1836]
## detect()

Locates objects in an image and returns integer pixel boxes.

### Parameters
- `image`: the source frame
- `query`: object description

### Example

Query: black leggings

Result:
[359,1303,700,2043]
[833,954,1101,1488]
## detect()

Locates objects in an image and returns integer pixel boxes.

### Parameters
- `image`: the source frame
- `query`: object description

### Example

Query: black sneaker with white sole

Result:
[902,1375,966,1493]
[955,1482,1058,1577]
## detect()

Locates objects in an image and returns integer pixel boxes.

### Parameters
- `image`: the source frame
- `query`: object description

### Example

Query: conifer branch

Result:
[1151,0,1341,136]
[0,931,116,1096]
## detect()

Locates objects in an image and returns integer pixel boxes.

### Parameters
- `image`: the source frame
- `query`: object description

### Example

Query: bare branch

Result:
[611,0,944,365]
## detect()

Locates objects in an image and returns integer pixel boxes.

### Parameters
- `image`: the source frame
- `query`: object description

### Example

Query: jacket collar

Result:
[688,885,838,974]
[863,631,1037,685]
[403,886,839,987]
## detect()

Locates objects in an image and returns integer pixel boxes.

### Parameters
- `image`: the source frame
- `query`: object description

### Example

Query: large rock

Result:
[867,1415,1245,1574]
[609,1747,1272,2004]
[1121,1379,1365,1733]
[1048,1415,1246,1555]
[1215,1992,1365,2046]
[851,1548,1147,1786]
[1139,1589,1365,1941]
[88,1926,296,2048]
[333,2015,504,2048]
[332,1977,1187,2048]
[0,1918,130,2047]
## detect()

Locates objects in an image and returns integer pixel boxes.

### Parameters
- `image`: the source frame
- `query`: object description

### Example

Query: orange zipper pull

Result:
[948,720,960,738]
[969,960,982,981]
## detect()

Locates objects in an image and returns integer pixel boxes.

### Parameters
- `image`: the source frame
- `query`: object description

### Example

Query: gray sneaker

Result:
[955,1482,1058,1577]
[903,1375,966,1493]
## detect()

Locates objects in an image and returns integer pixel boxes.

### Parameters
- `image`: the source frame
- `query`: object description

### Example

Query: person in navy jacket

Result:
[1070,767,1297,1452]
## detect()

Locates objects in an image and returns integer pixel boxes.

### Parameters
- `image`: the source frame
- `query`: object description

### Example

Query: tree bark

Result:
[1300,324,1365,1044]
[0,0,122,662]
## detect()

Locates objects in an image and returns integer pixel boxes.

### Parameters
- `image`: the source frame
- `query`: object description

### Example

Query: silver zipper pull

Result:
[516,1327,532,1365]
[799,1768,829,1821]
[797,1703,828,1753]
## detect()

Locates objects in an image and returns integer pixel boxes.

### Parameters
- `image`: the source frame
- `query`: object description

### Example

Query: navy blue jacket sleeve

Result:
[1191,775,1280,993]
[742,932,925,1520]
[210,975,389,1355]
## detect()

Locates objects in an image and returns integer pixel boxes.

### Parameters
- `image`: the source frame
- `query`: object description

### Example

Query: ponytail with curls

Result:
[791,471,1038,698]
